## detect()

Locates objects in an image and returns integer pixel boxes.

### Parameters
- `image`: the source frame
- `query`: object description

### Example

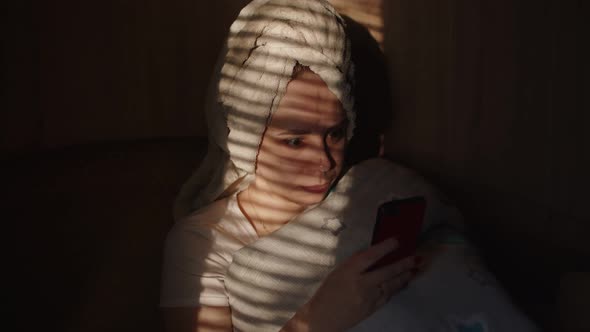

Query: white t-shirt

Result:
[160,158,459,309]
[160,159,538,331]
[160,193,257,307]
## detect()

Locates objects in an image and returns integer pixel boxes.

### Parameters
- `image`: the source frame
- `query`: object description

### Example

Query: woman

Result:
[161,1,537,331]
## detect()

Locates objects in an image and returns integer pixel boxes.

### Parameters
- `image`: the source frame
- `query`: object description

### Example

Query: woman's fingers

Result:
[373,270,414,308]
[303,242,426,331]
[362,255,417,286]
[360,255,421,309]
[348,238,399,272]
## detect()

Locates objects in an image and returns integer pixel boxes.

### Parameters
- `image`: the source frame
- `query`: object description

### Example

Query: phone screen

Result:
[369,196,426,270]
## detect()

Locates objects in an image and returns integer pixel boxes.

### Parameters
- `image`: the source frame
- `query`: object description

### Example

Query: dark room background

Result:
[4,0,587,331]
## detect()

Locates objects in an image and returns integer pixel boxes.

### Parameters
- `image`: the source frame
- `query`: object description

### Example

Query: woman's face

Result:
[254,69,348,207]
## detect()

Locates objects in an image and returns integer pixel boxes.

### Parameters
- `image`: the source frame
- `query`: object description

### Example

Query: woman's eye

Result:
[328,127,346,141]
[284,137,303,148]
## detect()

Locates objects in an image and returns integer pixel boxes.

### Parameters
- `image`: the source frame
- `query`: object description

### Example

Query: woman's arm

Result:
[281,238,421,332]
[162,306,232,332]
[162,239,420,332]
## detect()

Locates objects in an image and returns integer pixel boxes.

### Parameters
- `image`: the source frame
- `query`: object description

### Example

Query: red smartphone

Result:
[369,196,426,271]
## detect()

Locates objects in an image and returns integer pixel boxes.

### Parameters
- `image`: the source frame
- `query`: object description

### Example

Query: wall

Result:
[3,0,387,152]
[3,0,250,151]
[383,0,588,251]
[382,0,588,324]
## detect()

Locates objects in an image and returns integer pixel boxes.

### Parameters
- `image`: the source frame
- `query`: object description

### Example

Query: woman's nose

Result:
[318,154,330,172]
[317,141,334,172]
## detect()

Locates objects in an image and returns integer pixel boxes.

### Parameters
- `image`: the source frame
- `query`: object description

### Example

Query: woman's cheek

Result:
[257,158,303,190]
[272,149,314,174]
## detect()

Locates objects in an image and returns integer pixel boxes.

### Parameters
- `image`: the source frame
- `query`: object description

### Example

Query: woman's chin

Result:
[299,183,330,194]
[289,189,329,207]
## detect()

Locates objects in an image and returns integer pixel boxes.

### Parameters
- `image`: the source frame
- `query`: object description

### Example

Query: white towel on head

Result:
[174,0,355,220]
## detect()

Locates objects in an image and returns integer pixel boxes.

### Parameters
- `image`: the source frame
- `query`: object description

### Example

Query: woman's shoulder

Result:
[342,158,465,231]
[340,158,433,198]
[165,195,258,256]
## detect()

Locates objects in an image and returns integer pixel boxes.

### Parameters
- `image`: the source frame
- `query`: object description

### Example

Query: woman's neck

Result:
[238,183,305,236]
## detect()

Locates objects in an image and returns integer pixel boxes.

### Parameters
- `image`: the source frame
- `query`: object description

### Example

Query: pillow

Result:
[352,239,539,332]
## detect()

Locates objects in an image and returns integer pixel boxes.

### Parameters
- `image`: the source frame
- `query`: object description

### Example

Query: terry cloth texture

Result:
[160,192,259,308]
[174,0,355,220]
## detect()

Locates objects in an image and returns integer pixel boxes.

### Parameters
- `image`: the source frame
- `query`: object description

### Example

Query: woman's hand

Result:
[283,238,423,332]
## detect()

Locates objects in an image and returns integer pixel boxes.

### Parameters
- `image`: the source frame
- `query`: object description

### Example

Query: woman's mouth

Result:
[300,183,330,193]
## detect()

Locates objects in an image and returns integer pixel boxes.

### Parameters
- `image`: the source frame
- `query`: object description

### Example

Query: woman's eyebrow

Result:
[274,119,348,136]
[275,128,311,136]
[329,119,348,130]
[324,119,349,133]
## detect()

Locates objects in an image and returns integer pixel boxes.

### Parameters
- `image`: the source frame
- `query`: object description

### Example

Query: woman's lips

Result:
[300,183,330,193]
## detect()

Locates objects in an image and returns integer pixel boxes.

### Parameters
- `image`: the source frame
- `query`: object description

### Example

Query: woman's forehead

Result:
[269,70,345,131]
[287,69,342,102]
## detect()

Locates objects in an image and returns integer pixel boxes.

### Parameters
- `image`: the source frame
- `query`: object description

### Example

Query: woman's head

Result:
[254,65,348,207]
[219,0,355,175]
[174,0,355,218]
